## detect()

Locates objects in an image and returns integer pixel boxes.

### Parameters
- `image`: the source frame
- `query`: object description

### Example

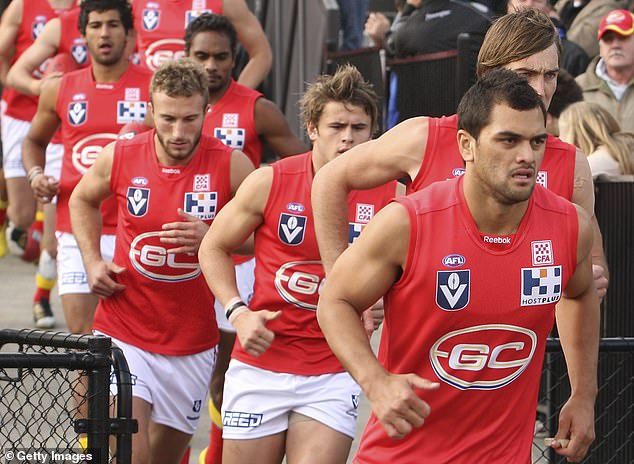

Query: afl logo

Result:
[442,254,465,268]
[274,261,324,310]
[132,177,148,186]
[72,133,118,174]
[145,39,186,71]
[430,324,537,390]
[452,168,465,177]
[286,202,305,213]
[129,231,200,282]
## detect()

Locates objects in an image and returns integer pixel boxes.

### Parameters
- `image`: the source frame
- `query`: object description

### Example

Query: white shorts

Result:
[222,359,360,440]
[98,332,217,435]
[213,257,255,333]
[56,231,115,295]
[1,108,63,179]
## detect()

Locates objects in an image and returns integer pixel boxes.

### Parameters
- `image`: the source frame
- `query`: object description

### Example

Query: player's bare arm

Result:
[551,205,599,462]
[6,17,61,95]
[312,116,429,273]
[199,166,278,357]
[254,97,308,158]
[317,202,439,439]
[22,78,62,202]
[570,148,609,296]
[0,0,21,85]
[69,142,125,298]
[223,0,272,89]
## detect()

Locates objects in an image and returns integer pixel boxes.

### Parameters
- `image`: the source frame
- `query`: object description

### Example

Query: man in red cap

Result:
[576,9,634,132]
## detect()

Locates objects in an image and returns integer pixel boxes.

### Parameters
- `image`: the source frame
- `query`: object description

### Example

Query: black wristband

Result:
[225,300,246,319]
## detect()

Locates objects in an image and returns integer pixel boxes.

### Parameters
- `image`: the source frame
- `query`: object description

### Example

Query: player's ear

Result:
[457,129,475,163]
[307,121,319,142]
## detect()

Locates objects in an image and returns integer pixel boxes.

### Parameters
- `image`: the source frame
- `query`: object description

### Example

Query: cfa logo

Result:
[145,39,186,71]
[429,324,537,390]
[129,231,200,282]
[72,133,118,174]
[274,261,324,311]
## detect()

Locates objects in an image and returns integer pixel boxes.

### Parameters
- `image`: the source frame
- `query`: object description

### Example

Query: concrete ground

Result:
[0,253,374,463]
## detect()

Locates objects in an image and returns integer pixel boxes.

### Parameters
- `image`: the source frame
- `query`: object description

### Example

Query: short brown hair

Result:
[477,9,561,78]
[150,59,209,108]
[299,64,378,134]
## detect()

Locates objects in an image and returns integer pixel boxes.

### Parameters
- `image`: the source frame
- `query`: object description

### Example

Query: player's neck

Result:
[207,80,232,106]
[90,59,129,84]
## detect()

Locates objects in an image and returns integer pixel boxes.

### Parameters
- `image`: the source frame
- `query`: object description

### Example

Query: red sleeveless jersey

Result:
[93,131,233,355]
[409,114,576,202]
[203,79,263,167]
[58,7,91,68]
[55,64,152,234]
[355,177,579,464]
[133,0,222,71]
[232,152,397,375]
[3,0,62,121]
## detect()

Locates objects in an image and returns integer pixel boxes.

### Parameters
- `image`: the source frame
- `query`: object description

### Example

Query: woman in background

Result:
[559,101,634,177]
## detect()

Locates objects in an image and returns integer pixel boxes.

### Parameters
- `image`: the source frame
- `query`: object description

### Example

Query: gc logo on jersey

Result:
[184,192,217,220]
[68,102,87,126]
[521,266,562,306]
[436,270,470,311]
[117,101,148,124]
[430,324,537,390]
[274,260,323,310]
[145,39,186,70]
[72,133,118,174]
[129,231,201,282]
[127,187,150,217]
[278,213,306,246]
[142,9,160,30]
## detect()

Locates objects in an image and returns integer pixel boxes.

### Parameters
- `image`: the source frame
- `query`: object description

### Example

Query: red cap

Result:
[598,9,634,40]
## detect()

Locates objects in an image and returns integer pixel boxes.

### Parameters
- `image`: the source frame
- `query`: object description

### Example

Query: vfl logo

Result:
[129,231,200,282]
[127,188,149,217]
[71,43,88,65]
[214,127,245,149]
[274,260,324,310]
[145,39,186,71]
[346,393,361,417]
[32,17,47,39]
[187,399,202,421]
[430,324,537,390]
[278,213,306,246]
[68,102,87,126]
[436,270,470,311]
[521,266,562,306]
[142,9,160,30]
[72,133,118,174]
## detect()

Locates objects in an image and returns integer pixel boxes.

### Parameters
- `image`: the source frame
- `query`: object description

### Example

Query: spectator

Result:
[364,0,406,51]
[576,9,634,132]
[546,68,584,135]
[559,101,634,176]
[554,0,628,58]
[337,0,370,50]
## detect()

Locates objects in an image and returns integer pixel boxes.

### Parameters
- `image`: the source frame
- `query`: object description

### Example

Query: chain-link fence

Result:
[534,337,633,463]
[0,329,137,464]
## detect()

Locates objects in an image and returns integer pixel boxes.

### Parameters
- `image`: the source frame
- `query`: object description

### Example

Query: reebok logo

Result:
[483,236,511,244]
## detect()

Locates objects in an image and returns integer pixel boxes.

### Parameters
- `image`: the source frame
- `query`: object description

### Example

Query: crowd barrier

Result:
[0,329,136,464]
